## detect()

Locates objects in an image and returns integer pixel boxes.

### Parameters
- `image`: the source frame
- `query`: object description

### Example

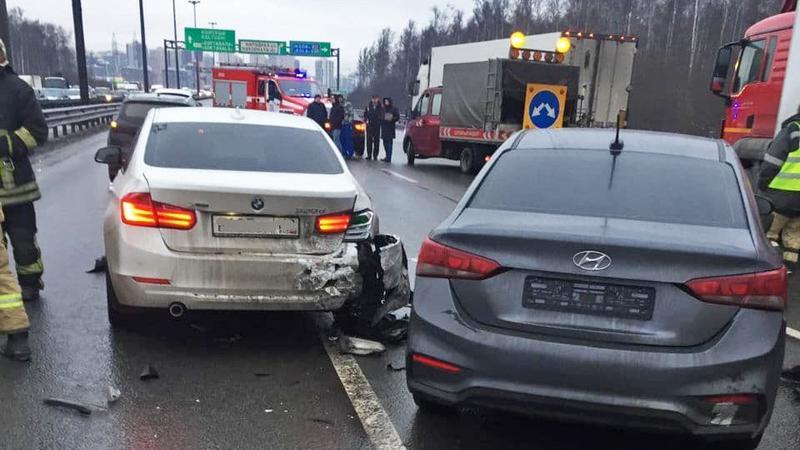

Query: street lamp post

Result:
[138,0,149,91]
[71,0,89,103]
[172,0,180,88]
[209,21,217,69]
[189,0,200,94]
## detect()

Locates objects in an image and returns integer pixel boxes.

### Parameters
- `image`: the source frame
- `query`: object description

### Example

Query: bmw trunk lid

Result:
[144,167,356,255]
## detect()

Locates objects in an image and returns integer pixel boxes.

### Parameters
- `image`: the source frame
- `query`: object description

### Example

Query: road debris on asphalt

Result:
[43,398,93,416]
[254,372,271,377]
[386,363,406,372]
[140,364,160,381]
[781,365,800,385]
[107,386,121,403]
[86,256,107,274]
[337,334,386,356]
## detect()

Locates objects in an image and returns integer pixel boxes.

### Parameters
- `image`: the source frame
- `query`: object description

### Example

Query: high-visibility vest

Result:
[769,121,800,191]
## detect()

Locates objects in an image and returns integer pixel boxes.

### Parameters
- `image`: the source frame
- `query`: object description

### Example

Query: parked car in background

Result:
[105,93,197,180]
[39,88,69,102]
[407,128,786,450]
[154,88,194,100]
[94,108,382,327]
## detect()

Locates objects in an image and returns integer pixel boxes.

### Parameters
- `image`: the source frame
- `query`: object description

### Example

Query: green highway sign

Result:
[185,27,236,53]
[289,41,332,57]
[239,39,287,55]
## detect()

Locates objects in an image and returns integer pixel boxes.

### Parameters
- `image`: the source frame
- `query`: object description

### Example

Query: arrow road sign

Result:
[185,27,236,53]
[523,83,567,129]
[239,39,287,55]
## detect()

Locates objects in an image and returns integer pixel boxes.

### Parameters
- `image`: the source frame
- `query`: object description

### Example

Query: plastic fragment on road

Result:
[43,398,93,416]
[781,365,800,385]
[386,363,405,372]
[107,386,121,403]
[86,256,107,274]
[140,364,159,381]
[337,334,386,356]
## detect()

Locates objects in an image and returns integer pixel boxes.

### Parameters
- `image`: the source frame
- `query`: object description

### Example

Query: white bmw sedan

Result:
[95,108,380,326]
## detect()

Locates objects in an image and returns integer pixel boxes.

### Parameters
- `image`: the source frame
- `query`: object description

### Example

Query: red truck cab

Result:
[711,8,795,148]
[403,87,443,163]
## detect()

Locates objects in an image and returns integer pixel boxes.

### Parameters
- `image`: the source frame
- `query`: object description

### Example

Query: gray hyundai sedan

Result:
[406,129,786,449]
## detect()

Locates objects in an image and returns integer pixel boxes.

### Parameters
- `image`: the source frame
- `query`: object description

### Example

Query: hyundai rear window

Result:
[469,149,747,228]
[121,103,183,121]
[144,122,343,174]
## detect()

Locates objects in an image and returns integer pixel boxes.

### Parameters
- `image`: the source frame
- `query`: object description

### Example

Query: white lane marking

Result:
[380,169,419,184]
[323,340,406,450]
[787,327,800,341]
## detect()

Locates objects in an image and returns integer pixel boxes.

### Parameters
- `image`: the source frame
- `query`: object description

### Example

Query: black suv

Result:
[107,93,197,180]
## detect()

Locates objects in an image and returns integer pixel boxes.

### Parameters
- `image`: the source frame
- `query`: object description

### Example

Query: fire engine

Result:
[211,66,329,114]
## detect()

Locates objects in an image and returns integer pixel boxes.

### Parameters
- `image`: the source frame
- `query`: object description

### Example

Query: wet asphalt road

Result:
[0,131,798,449]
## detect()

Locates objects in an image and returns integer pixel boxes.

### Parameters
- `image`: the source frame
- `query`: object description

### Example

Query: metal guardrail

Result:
[42,103,121,139]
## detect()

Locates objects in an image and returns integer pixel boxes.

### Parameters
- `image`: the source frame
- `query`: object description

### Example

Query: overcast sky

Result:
[8,0,476,73]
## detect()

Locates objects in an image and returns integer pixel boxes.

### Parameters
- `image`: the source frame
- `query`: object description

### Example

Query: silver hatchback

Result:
[407,129,786,449]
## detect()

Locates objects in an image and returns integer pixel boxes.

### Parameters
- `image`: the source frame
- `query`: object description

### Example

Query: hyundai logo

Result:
[251,197,265,211]
[573,251,612,271]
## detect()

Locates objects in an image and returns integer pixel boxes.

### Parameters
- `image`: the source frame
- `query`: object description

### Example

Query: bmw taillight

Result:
[416,238,501,280]
[121,192,196,230]
[315,212,351,234]
[685,267,787,311]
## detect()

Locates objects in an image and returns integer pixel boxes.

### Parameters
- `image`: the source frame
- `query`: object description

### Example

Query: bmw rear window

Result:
[469,149,747,228]
[144,122,343,174]
[121,102,185,122]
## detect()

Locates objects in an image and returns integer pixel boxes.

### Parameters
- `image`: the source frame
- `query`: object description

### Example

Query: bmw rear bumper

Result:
[406,278,785,439]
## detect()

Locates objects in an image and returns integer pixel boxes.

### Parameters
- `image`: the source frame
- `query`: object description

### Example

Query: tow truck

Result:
[212,66,327,114]
[405,31,638,174]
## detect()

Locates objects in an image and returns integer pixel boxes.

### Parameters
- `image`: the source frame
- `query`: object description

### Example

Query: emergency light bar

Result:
[509,47,565,64]
[562,30,639,43]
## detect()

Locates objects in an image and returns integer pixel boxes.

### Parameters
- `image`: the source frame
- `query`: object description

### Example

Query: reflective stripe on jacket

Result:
[768,121,800,191]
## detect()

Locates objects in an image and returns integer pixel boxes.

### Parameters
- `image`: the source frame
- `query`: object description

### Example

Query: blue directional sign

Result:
[289,41,332,57]
[523,83,567,129]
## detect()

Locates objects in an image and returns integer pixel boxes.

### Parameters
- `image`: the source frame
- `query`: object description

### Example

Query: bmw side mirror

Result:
[95,146,122,165]
[755,194,774,216]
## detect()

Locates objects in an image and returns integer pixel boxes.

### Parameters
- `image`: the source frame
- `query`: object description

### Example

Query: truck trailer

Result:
[405,32,637,174]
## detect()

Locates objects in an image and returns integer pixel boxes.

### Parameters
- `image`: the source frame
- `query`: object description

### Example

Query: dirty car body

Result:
[407,129,786,446]
[101,108,406,323]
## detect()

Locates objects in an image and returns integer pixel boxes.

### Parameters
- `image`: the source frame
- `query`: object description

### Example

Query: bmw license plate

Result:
[522,276,655,320]
[212,215,299,238]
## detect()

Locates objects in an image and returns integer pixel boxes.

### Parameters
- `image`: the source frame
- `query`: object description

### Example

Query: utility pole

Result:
[0,0,11,65]
[138,0,149,91]
[209,21,217,68]
[71,0,89,103]
[332,48,340,91]
[189,0,200,94]
[172,0,180,88]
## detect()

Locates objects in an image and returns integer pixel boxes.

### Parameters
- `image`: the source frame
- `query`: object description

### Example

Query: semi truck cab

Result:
[711,10,795,148]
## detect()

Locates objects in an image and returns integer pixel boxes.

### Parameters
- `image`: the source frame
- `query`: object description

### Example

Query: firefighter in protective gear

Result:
[0,206,31,362]
[758,104,800,264]
[0,38,47,301]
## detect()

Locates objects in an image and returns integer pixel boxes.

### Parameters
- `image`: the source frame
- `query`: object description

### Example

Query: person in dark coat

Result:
[306,95,328,128]
[329,95,345,154]
[758,104,800,264]
[380,97,400,162]
[364,95,383,161]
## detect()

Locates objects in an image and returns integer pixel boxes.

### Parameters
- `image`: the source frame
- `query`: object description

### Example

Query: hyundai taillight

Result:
[416,238,501,280]
[685,267,787,311]
[315,212,351,234]
[121,193,197,230]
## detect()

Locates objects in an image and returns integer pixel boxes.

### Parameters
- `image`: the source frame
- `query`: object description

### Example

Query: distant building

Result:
[314,59,336,90]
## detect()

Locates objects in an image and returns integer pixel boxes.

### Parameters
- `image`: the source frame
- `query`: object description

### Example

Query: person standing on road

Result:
[0,207,30,361]
[306,94,328,128]
[0,38,47,302]
[380,97,400,162]
[759,104,800,265]
[330,95,345,155]
[364,95,383,161]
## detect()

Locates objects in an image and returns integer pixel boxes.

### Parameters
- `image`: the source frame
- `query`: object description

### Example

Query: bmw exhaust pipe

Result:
[168,302,186,318]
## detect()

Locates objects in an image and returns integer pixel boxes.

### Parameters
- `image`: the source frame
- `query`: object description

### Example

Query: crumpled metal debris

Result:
[86,256,107,274]
[43,398,93,416]
[337,334,385,356]
[781,366,800,385]
[140,364,160,381]
[386,363,405,372]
